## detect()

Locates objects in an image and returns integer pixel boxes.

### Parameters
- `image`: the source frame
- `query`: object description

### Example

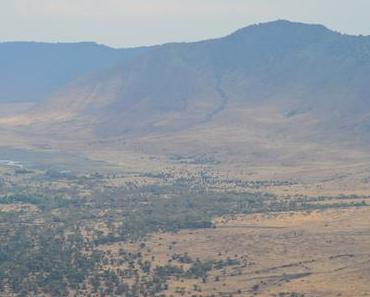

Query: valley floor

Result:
[126,207,370,297]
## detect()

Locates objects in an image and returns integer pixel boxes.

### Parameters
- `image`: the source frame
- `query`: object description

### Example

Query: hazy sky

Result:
[0,0,369,48]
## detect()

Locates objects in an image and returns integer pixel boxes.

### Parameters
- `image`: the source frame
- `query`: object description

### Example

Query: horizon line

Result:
[0,19,367,49]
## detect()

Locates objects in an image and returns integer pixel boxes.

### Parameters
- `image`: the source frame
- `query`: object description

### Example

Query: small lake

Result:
[0,160,23,168]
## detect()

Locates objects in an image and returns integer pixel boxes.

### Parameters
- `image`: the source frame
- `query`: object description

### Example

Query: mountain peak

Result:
[231,19,336,38]
[224,19,339,50]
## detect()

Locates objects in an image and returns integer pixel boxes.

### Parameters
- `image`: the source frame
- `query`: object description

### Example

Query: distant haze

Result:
[0,0,370,47]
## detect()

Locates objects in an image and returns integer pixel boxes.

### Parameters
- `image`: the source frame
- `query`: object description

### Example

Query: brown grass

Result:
[102,207,370,297]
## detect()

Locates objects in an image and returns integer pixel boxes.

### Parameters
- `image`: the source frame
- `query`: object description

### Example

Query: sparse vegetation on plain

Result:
[0,163,369,296]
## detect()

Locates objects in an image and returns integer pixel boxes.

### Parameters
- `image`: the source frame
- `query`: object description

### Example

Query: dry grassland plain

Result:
[100,207,370,297]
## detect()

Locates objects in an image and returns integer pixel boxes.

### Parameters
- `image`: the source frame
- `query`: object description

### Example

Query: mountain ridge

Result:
[2,20,370,169]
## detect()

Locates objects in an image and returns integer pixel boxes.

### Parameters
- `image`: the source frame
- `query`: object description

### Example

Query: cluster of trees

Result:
[0,193,44,205]
[0,226,97,296]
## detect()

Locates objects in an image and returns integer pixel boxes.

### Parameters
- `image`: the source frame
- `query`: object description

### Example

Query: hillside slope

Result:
[2,20,370,174]
[0,42,154,103]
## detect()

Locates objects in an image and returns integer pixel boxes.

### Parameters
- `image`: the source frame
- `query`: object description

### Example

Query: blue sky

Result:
[0,0,369,47]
